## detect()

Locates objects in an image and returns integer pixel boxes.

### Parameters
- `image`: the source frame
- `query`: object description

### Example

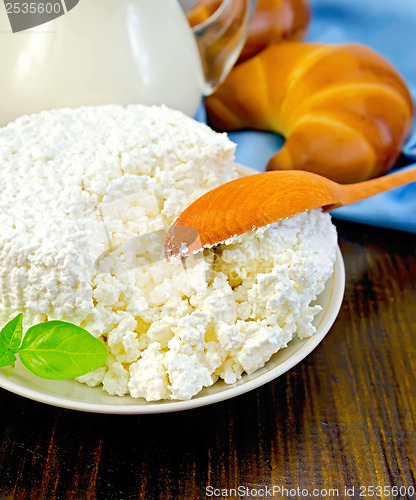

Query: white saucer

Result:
[0,164,345,413]
[0,247,344,414]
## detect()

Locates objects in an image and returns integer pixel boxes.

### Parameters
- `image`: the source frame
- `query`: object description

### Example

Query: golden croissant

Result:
[205,42,414,183]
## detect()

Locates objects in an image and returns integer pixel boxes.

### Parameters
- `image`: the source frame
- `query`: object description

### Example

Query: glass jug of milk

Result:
[0,0,256,125]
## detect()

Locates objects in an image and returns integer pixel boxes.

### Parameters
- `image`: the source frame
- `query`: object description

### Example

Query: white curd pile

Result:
[0,104,337,400]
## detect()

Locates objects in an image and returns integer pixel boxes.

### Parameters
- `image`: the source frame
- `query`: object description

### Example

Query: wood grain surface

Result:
[0,220,415,500]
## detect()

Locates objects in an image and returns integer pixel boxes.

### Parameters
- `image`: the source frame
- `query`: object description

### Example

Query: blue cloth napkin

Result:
[195,0,416,233]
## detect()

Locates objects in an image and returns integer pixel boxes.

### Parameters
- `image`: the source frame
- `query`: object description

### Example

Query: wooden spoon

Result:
[165,168,416,257]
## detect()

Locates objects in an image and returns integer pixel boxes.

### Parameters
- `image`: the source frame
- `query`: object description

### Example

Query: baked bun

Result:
[205,42,414,183]
[187,0,311,63]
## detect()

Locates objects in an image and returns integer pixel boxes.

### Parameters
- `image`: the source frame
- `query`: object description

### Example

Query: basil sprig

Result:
[0,314,108,380]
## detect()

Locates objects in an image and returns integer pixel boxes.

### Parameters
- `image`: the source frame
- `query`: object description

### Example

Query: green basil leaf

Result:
[0,313,23,351]
[18,321,108,380]
[0,349,17,368]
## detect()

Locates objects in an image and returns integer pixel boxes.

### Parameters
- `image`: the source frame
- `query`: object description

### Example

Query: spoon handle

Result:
[340,167,416,206]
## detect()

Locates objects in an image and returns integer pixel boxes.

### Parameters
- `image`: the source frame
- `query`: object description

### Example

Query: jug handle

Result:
[191,0,257,95]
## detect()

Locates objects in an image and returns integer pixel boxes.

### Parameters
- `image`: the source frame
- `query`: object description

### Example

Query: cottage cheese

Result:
[0,104,337,401]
